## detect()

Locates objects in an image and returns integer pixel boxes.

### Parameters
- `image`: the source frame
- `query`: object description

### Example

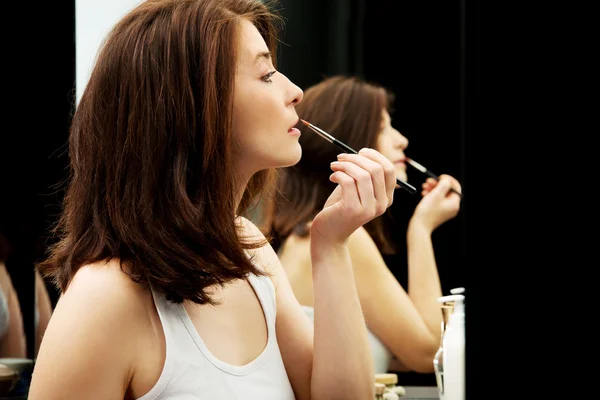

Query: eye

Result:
[261,70,277,83]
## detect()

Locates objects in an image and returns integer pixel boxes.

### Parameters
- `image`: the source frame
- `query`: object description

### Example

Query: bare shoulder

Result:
[69,258,146,291]
[29,259,151,399]
[238,216,275,254]
[47,258,150,341]
[237,216,267,238]
[61,259,150,312]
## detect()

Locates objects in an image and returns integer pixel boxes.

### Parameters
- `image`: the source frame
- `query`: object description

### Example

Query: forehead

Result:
[237,19,269,67]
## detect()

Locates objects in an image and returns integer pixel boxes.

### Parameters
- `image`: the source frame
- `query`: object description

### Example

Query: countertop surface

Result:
[401,385,440,399]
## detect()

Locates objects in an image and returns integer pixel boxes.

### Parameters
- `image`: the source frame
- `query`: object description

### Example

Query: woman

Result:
[29,1,399,399]
[263,75,462,374]
[0,233,26,358]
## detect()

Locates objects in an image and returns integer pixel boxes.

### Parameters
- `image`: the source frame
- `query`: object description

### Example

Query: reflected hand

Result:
[411,174,461,232]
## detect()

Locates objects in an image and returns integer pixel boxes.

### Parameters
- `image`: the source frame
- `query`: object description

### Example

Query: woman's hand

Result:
[411,174,462,233]
[310,148,396,247]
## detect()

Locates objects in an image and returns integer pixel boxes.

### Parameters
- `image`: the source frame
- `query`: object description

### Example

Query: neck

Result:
[233,167,255,216]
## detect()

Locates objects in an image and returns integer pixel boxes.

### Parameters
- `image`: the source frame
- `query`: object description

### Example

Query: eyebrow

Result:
[254,51,272,63]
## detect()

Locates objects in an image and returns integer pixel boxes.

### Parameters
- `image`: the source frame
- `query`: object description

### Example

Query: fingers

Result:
[431,178,451,196]
[421,178,437,195]
[328,150,396,221]
[358,148,398,207]
[330,160,376,213]
[329,170,362,211]
[421,175,462,197]
[356,148,396,206]
[337,152,389,213]
[438,174,462,194]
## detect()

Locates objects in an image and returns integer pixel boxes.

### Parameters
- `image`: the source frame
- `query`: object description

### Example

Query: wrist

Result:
[309,234,349,265]
[309,223,349,251]
[407,218,433,237]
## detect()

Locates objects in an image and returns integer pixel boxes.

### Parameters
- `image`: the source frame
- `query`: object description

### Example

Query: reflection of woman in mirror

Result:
[263,76,462,374]
[0,232,27,358]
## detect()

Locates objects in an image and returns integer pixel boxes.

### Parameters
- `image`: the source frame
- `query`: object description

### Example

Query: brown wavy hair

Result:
[38,0,284,304]
[263,75,398,254]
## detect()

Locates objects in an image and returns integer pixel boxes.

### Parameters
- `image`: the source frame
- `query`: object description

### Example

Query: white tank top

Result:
[137,273,296,400]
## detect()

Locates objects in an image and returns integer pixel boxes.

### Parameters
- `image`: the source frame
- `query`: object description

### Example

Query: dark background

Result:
[0,0,483,397]
[276,0,467,289]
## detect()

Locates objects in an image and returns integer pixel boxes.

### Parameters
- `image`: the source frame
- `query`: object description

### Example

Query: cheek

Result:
[375,136,389,158]
[232,99,248,130]
[233,104,263,140]
[232,81,263,123]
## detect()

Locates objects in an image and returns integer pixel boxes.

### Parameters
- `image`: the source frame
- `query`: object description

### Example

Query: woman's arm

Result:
[405,221,443,341]
[407,175,462,338]
[348,226,440,372]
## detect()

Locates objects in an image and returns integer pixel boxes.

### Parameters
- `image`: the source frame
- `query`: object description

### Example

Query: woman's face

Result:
[375,109,409,182]
[232,19,304,175]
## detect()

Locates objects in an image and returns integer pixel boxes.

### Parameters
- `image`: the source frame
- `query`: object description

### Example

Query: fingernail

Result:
[330,161,339,167]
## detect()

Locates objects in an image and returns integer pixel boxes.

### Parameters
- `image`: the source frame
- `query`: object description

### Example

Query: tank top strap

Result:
[246,272,277,338]
[135,285,177,400]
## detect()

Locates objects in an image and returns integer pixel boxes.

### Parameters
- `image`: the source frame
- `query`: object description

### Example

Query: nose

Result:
[393,128,409,150]
[284,75,304,106]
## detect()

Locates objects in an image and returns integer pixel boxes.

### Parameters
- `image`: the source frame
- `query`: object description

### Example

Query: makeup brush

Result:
[300,119,416,195]
[406,157,462,197]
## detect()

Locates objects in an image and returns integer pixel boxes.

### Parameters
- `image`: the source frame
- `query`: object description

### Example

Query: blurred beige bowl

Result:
[0,363,19,396]
[0,358,33,375]
[0,358,33,396]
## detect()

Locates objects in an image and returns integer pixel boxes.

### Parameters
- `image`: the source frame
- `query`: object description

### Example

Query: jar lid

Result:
[0,364,16,380]
[375,373,398,385]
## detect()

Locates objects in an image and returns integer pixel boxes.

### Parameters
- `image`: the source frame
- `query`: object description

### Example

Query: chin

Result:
[276,144,302,168]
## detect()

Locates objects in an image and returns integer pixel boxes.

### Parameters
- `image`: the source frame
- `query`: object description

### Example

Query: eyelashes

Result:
[261,70,277,83]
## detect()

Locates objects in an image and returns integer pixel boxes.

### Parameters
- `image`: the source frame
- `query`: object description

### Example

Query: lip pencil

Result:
[300,119,417,195]
[406,158,462,198]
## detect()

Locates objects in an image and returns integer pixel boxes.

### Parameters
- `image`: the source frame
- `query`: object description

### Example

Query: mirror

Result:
[0,0,468,397]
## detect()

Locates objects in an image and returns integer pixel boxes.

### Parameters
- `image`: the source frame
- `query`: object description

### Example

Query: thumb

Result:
[429,178,451,197]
